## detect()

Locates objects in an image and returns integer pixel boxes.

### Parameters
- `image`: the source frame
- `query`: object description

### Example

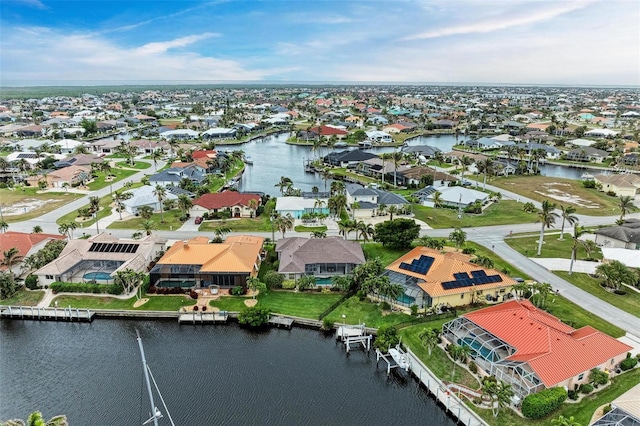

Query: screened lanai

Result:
[384,270,430,308]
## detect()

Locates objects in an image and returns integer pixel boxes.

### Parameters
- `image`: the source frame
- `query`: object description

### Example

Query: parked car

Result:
[194,216,203,224]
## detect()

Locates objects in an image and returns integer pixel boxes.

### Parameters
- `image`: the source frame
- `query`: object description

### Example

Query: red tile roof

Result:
[463,300,632,387]
[0,232,66,269]
[194,191,261,210]
[309,125,348,136]
[192,150,218,159]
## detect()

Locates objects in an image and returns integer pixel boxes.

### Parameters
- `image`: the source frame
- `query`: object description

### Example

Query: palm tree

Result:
[512,281,531,299]
[552,415,581,426]
[213,225,232,241]
[139,220,156,236]
[387,205,398,221]
[449,227,467,250]
[418,327,440,356]
[596,260,637,291]
[356,221,375,242]
[57,222,77,239]
[275,176,293,196]
[1,247,24,275]
[137,205,154,220]
[537,200,559,256]
[458,155,472,178]
[32,226,43,233]
[177,194,193,218]
[558,205,578,240]
[3,411,68,426]
[432,191,443,208]
[314,198,326,214]
[330,180,346,196]
[478,158,494,190]
[153,185,167,223]
[311,230,326,238]
[350,201,360,220]
[276,213,295,238]
[112,190,132,220]
[618,195,637,222]
[88,196,100,215]
[531,282,553,308]
[246,276,261,299]
[568,224,587,275]
[481,377,514,417]
[337,219,356,240]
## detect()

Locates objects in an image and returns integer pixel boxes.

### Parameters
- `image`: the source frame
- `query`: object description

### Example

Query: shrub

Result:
[461,247,476,255]
[521,387,567,419]
[567,390,579,400]
[263,270,284,288]
[322,318,334,331]
[281,280,296,290]
[582,180,596,189]
[603,404,612,415]
[189,290,198,300]
[579,384,594,394]
[230,286,245,296]
[193,305,199,311]
[0,182,7,189]
[380,301,391,311]
[410,304,418,316]
[606,191,617,197]
[25,275,39,290]
[238,306,271,327]
[468,361,478,374]
[201,305,207,312]
[49,281,123,295]
[620,357,638,371]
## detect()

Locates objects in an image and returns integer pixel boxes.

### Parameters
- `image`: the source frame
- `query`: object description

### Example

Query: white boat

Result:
[581,172,595,180]
[245,156,253,165]
[358,140,373,149]
[334,141,348,148]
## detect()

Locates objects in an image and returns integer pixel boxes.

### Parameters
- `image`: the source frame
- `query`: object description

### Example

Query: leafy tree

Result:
[374,325,400,350]
[522,202,536,213]
[80,118,97,135]
[418,236,445,250]
[177,194,193,218]
[449,227,467,250]
[374,218,420,249]
[0,271,20,299]
[352,258,385,292]
[57,222,77,239]
[113,269,145,294]
[263,270,284,288]
[273,213,294,238]
[589,368,609,387]
[537,200,559,256]
[238,306,271,327]
[418,327,440,356]
[331,275,352,291]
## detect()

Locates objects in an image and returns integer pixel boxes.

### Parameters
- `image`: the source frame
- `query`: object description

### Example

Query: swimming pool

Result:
[459,337,498,362]
[83,272,113,281]
[396,294,416,306]
[315,277,333,285]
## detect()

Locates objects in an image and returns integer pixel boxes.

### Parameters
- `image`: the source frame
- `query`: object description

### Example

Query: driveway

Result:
[530,258,600,274]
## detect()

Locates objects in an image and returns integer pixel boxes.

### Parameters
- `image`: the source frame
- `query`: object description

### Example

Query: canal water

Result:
[229,133,584,196]
[0,320,456,426]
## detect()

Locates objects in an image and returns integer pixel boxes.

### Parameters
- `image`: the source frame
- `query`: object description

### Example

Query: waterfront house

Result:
[345,183,408,218]
[202,127,237,139]
[421,186,490,209]
[276,237,365,282]
[275,196,330,219]
[0,231,66,274]
[383,247,516,309]
[591,383,640,426]
[593,174,640,197]
[159,129,200,140]
[566,147,609,163]
[53,153,104,169]
[365,130,393,143]
[34,233,164,287]
[441,299,632,400]
[149,164,207,187]
[401,145,441,159]
[323,150,379,168]
[149,235,263,289]
[594,219,640,250]
[190,191,261,218]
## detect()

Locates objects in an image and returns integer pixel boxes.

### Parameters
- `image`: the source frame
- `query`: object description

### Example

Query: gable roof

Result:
[157,235,263,274]
[594,219,640,243]
[463,299,632,387]
[276,237,365,273]
[193,191,261,210]
[0,231,66,265]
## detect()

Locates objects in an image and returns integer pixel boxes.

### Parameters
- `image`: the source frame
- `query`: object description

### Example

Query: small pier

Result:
[0,305,94,322]
[376,345,410,374]
[178,311,229,325]
[337,324,372,353]
[269,315,294,329]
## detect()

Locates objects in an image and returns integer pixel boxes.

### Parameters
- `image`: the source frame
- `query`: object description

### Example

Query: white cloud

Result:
[402,1,595,40]
[1,27,272,83]
[10,0,47,10]
[285,13,355,25]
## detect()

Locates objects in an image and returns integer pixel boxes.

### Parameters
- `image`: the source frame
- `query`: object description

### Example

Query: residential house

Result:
[566,147,609,163]
[309,125,348,139]
[345,183,408,218]
[90,138,123,154]
[585,129,619,138]
[52,139,86,154]
[129,139,170,155]
[361,157,411,182]
[365,130,393,143]
[201,127,237,139]
[383,246,516,309]
[594,219,640,250]
[0,231,66,274]
[149,235,263,289]
[53,153,104,169]
[43,165,90,188]
[34,233,164,287]
[121,185,179,215]
[276,237,365,282]
[149,164,207,187]
[400,167,457,187]
[159,129,200,140]
[274,196,330,219]
[401,145,441,159]
[323,150,379,168]
[442,299,632,400]
[601,247,640,268]
[591,383,640,426]
[422,186,490,208]
[594,174,640,197]
[190,191,261,218]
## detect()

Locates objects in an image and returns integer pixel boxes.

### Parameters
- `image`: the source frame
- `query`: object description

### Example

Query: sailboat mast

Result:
[136,329,159,426]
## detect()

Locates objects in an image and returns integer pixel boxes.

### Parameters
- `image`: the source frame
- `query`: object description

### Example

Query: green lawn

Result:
[0,288,44,306]
[0,187,83,223]
[329,168,378,184]
[556,271,640,319]
[50,294,196,310]
[505,234,602,260]
[87,169,138,191]
[542,293,624,337]
[413,200,538,229]
[324,296,413,328]
[400,324,480,389]
[56,193,113,227]
[199,217,272,233]
[208,290,343,318]
[489,175,622,216]
[107,209,185,231]
[361,243,411,266]
[463,241,532,280]
[294,225,328,232]
[116,161,151,170]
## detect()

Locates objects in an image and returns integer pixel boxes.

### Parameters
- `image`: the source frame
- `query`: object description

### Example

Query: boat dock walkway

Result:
[269,315,294,329]
[0,305,95,322]
[404,347,488,426]
[178,311,229,324]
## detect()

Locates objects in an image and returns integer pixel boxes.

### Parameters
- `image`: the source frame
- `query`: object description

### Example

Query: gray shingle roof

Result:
[276,237,366,274]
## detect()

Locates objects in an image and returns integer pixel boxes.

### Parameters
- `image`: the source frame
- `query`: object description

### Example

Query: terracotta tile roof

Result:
[158,235,263,274]
[192,150,218,159]
[193,191,261,210]
[309,125,348,136]
[0,231,66,268]
[464,300,632,387]
[387,247,515,297]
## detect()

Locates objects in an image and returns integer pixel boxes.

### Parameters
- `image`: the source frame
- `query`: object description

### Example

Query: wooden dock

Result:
[269,315,294,329]
[0,306,94,322]
[178,311,229,324]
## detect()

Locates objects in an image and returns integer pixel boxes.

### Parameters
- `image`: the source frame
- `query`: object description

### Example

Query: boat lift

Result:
[376,344,411,375]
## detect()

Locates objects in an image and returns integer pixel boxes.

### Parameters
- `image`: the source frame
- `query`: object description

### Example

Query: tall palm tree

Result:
[153,185,167,223]
[275,176,293,196]
[478,158,494,190]
[177,194,193,218]
[274,213,294,238]
[537,200,559,256]
[112,190,132,220]
[568,224,587,276]
[558,205,578,240]
[350,201,360,220]
[330,180,345,196]
[150,149,162,171]
[356,221,375,242]
[449,227,467,250]
[618,195,637,222]
[432,191,443,208]
[531,282,553,308]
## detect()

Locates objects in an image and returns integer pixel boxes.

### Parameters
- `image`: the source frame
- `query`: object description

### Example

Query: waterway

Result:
[227,133,584,196]
[0,320,456,426]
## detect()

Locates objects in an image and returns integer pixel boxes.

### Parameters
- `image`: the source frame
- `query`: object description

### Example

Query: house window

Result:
[578,373,584,381]
[461,294,464,299]
[46,275,53,280]
[611,359,615,365]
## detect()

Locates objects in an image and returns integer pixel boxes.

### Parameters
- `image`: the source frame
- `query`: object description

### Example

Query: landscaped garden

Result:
[87,168,138,191]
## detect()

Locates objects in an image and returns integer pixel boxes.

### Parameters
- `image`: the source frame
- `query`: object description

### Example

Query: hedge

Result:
[522,387,567,419]
[620,357,638,371]
[50,281,123,295]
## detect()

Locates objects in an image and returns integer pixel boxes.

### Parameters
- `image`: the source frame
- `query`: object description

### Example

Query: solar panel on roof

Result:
[399,262,411,271]
[471,270,487,278]
[88,242,140,254]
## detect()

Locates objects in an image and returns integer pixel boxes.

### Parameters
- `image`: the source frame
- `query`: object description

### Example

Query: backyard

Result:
[50,294,196,310]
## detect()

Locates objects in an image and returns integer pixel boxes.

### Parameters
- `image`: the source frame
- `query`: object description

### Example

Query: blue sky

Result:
[1,0,638,86]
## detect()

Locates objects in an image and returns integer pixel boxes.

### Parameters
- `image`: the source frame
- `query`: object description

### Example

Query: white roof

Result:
[585,129,618,137]
[123,185,178,209]
[492,134,520,142]
[568,138,595,147]
[53,139,85,148]
[202,127,235,135]
[366,130,392,138]
[160,129,199,137]
[430,186,489,205]
[601,248,640,268]
[275,196,328,211]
